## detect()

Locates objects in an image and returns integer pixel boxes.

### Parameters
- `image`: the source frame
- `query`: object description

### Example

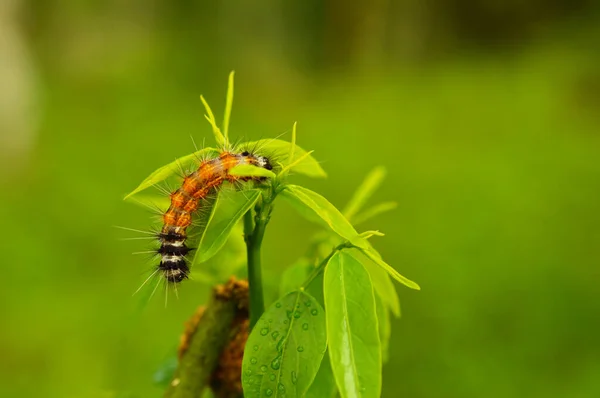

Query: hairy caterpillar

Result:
[153,149,273,285]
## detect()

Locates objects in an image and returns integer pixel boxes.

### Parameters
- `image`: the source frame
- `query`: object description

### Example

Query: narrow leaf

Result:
[343,166,387,221]
[361,247,421,290]
[200,95,226,148]
[229,164,277,179]
[288,122,297,166]
[223,71,235,140]
[242,290,327,398]
[280,185,368,250]
[195,189,261,263]
[324,251,382,398]
[244,139,326,178]
[124,147,219,199]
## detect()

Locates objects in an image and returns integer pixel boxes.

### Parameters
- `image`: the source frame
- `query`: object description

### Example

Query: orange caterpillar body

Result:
[158,151,272,283]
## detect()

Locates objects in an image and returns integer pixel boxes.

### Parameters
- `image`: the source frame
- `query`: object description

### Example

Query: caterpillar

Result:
[156,149,273,284]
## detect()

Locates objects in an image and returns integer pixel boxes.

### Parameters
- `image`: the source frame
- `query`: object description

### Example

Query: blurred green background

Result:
[1,0,599,397]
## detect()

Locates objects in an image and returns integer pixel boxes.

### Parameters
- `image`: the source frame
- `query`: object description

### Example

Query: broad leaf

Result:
[124,147,219,199]
[324,250,382,398]
[347,249,401,317]
[343,166,387,220]
[360,247,421,290]
[244,139,326,178]
[195,189,261,263]
[242,290,327,398]
[306,351,338,398]
[280,185,368,249]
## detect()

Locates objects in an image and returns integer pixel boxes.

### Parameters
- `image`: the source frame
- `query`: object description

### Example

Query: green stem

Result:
[302,241,353,289]
[244,198,273,330]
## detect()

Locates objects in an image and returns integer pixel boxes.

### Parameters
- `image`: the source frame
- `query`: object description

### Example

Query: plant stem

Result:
[302,242,353,289]
[244,198,273,330]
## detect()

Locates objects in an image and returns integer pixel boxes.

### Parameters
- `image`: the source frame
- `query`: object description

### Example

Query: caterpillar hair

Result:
[156,149,273,284]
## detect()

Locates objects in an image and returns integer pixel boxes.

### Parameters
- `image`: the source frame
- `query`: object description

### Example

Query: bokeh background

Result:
[1,0,599,397]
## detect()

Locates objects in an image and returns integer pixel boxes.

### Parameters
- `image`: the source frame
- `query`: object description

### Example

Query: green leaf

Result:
[375,295,392,364]
[279,259,311,297]
[200,96,227,148]
[324,250,382,398]
[195,189,261,263]
[222,71,235,140]
[244,139,326,178]
[280,185,368,249]
[124,147,219,199]
[190,222,247,283]
[352,201,398,225]
[361,247,421,290]
[306,351,338,398]
[343,166,387,221]
[242,290,327,398]
[229,164,277,179]
[347,249,401,317]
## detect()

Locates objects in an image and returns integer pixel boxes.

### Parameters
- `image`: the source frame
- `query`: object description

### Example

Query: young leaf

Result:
[242,290,327,398]
[375,295,392,364]
[343,166,387,221]
[280,185,368,249]
[244,139,326,178]
[347,249,401,317]
[352,201,398,226]
[306,351,338,398]
[229,164,277,179]
[195,189,261,263]
[324,250,382,398]
[361,247,421,290]
[200,96,227,148]
[222,71,235,140]
[124,147,219,199]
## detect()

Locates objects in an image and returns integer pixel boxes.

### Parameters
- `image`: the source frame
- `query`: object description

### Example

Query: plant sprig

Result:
[125,72,419,398]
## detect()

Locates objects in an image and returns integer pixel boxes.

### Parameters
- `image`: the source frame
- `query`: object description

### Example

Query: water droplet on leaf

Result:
[270,356,282,370]
[271,331,279,340]
[250,357,257,365]
[265,388,273,396]
[297,346,304,352]
[311,309,318,316]
[302,323,309,330]
[260,327,269,336]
